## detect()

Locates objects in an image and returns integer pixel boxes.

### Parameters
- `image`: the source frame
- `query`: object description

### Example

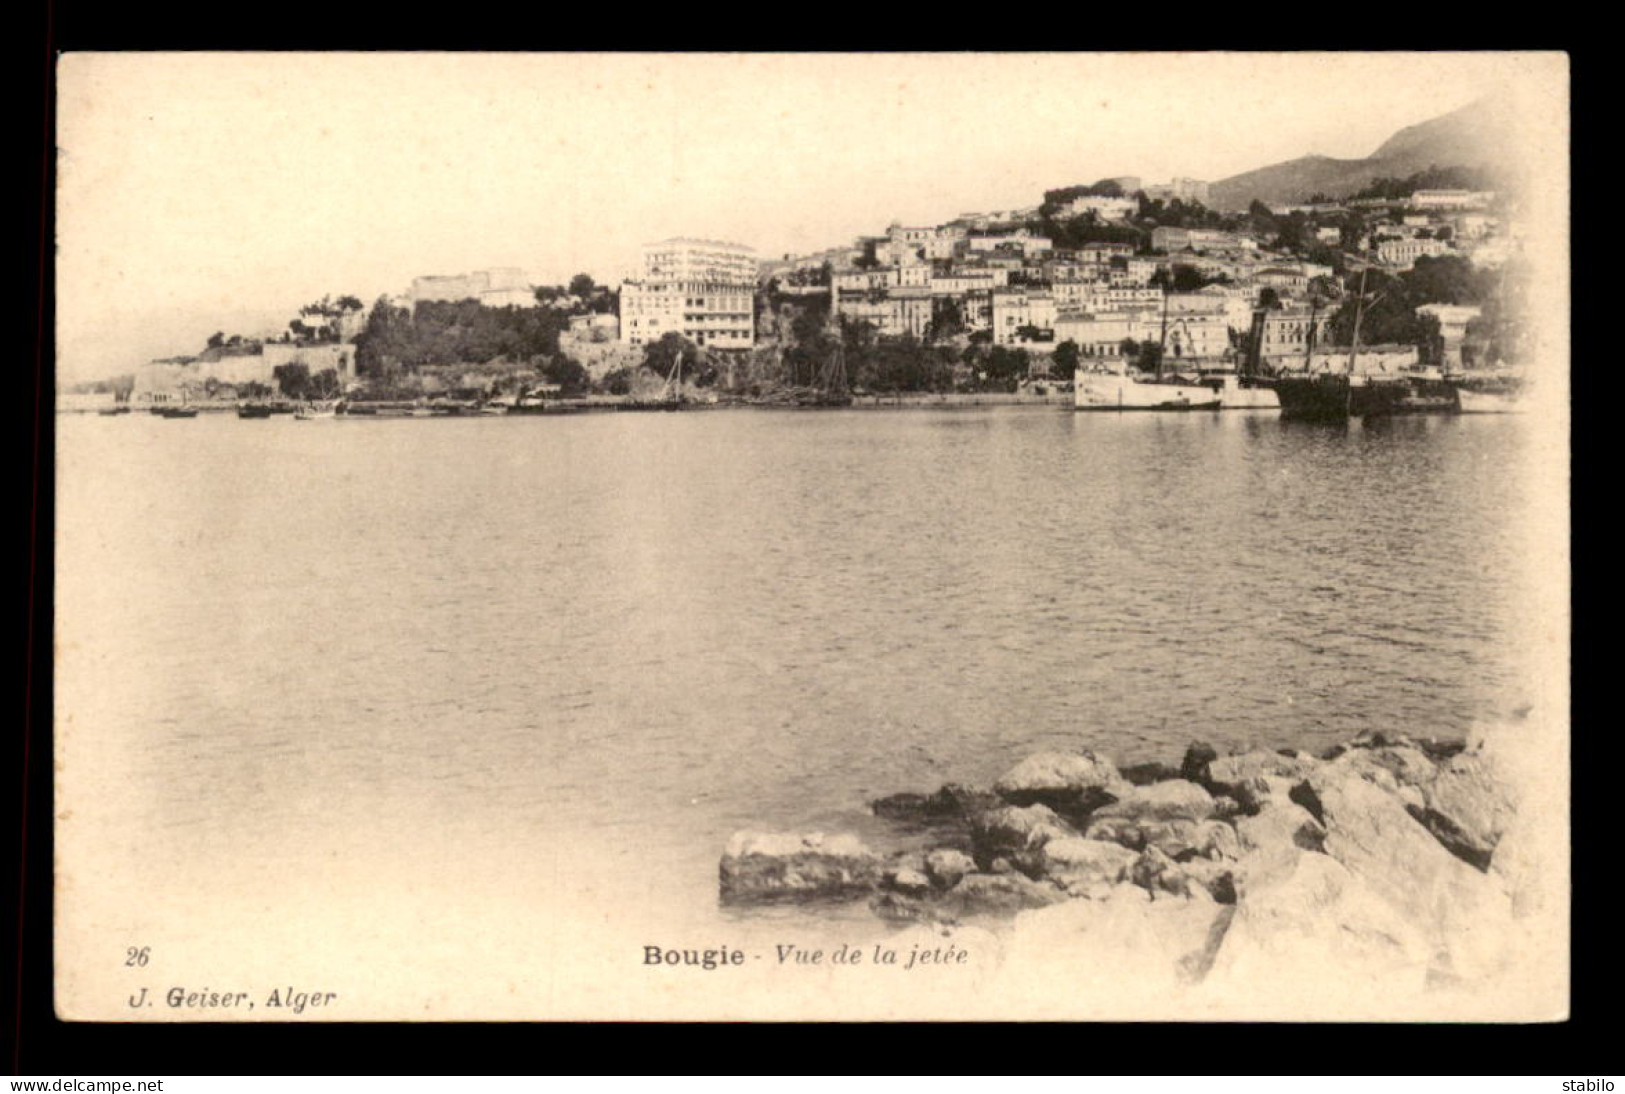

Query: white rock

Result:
[1090,780,1218,822]
[1305,766,1517,982]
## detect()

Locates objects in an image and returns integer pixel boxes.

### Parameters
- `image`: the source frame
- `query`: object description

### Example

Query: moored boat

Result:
[1448,368,1527,414]
[1203,373,1280,411]
[1075,286,1224,412]
[1074,368,1221,411]
[1274,371,1459,419]
[1274,269,1458,421]
[236,403,274,419]
[293,401,339,420]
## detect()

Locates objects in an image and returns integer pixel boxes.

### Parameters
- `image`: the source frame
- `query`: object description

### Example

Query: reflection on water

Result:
[56,409,1535,919]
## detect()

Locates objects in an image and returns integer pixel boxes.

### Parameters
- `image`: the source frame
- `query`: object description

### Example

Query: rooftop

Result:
[645,237,756,253]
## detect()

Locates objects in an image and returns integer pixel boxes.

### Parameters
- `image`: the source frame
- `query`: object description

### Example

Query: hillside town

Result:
[63,167,1525,412]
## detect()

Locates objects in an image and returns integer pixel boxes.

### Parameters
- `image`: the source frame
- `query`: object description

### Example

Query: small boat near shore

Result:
[236,403,274,419]
[1455,386,1526,414]
[157,406,199,418]
[1448,369,1527,414]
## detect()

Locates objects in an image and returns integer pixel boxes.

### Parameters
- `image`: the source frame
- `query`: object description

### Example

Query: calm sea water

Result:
[56,408,1537,938]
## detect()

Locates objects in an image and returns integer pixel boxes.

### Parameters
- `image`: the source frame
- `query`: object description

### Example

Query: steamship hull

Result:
[1275,374,1459,420]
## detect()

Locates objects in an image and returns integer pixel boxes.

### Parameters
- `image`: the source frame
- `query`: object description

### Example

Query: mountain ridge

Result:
[1207,97,1514,210]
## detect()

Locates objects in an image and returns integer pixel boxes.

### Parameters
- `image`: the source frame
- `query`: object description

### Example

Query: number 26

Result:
[125,947,149,967]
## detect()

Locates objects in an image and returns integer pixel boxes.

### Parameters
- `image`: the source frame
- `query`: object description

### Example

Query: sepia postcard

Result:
[53,51,1570,1022]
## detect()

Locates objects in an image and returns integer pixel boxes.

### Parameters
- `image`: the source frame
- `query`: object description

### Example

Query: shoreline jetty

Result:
[720,721,1550,996]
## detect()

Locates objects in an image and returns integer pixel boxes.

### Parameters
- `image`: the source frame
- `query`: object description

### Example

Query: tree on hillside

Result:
[983,345,1029,390]
[354,296,415,376]
[540,355,589,395]
[1323,269,1426,350]
[1350,165,1492,203]
[836,318,880,390]
[641,332,703,382]
[273,362,312,400]
[1307,275,1342,304]
[927,298,965,343]
[310,368,341,400]
[1403,254,1485,306]
[568,274,597,298]
[1052,339,1081,379]
[1171,265,1212,292]
[207,332,225,349]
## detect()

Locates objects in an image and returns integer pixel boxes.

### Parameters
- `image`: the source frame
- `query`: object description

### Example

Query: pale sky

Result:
[55,52,1548,382]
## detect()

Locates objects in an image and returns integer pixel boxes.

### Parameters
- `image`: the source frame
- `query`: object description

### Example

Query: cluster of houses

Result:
[1273,189,1513,271]
[755,183,1515,376]
[768,213,1325,373]
[102,182,1515,406]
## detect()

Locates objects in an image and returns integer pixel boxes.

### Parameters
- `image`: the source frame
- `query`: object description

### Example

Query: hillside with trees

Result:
[1319,254,1513,365]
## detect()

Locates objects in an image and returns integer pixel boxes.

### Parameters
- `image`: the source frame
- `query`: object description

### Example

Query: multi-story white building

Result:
[1144,177,1211,205]
[1052,310,1160,360]
[620,238,757,350]
[967,231,1054,258]
[1079,242,1134,265]
[1095,287,1165,310]
[898,262,932,288]
[1375,237,1453,269]
[411,268,535,308]
[1254,267,1312,296]
[1161,314,1230,363]
[1256,306,1327,369]
[1053,307,1227,364]
[929,270,1008,295]
[832,267,902,293]
[991,289,1057,345]
[835,292,935,340]
[1050,281,1099,310]
[1411,189,1495,211]
[1151,226,1238,254]
[1058,194,1139,221]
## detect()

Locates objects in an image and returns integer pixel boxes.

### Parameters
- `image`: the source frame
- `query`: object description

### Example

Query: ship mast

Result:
[1348,266,1369,376]
[665,348,683,401]
[1156,274,1170,382]
[1303,296,1319,373]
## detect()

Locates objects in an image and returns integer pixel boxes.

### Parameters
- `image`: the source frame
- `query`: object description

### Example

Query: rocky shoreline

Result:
[720,721,1550,992]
